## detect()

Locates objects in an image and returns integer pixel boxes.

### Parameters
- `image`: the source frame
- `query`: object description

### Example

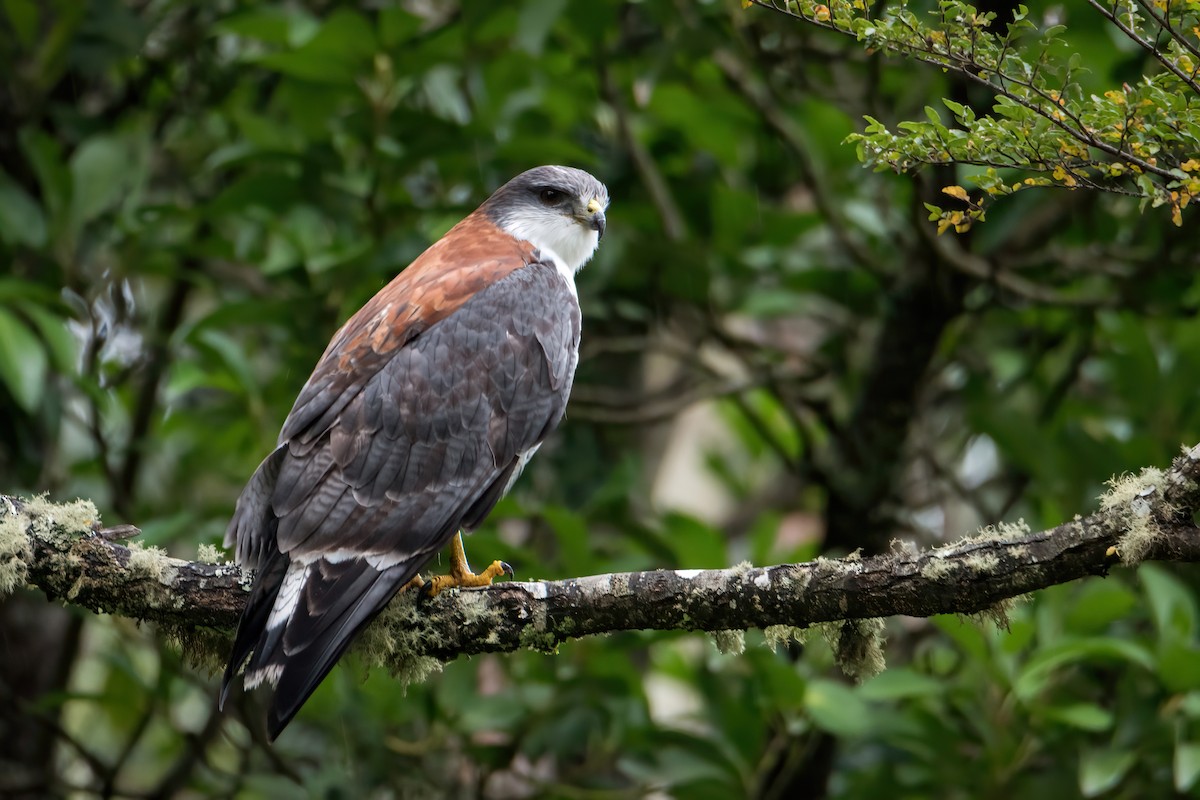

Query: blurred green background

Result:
[2,1,1200,797]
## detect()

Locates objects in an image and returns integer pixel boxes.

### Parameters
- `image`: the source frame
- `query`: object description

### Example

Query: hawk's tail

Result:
[221,551,415,741]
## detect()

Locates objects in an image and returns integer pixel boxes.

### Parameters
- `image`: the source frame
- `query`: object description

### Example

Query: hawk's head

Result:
[484,165,609,274]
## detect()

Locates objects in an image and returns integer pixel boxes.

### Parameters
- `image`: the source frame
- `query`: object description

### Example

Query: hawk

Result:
[220,166,608,739]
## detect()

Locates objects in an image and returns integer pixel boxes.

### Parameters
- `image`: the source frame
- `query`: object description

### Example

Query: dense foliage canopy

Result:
[2,1,1199,797]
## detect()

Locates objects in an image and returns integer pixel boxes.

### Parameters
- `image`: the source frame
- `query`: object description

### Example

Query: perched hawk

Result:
[220,166,608,739]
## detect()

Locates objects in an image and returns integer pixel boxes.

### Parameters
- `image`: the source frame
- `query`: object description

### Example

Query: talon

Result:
[422,533,513,597]
[401,574,427,593]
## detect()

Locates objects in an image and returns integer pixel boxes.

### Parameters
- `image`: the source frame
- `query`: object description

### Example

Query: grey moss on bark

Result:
[5,444,1200,684]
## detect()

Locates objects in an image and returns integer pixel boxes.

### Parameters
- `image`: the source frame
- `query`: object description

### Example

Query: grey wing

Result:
[221,261,581,738]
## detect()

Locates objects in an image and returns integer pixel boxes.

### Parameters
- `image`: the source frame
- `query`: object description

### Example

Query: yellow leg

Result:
[421,532,513,597]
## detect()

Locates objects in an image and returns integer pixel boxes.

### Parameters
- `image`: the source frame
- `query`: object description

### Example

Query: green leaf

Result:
[378,7,421,47]
[23,305,76,371]
[214,6,317,46]
[541,505,593,576]
[0,170,46,248]
[1156,640,1200,692]
[942,98,965,116]
[1176,742,1200,792]
[193,329,261,403]
[18,128,70,229]
[859,668,944,700]
[255,9,374,84]
[306,239,372,274]
[2,0,38,47]
[620,741,743,794]
[661,513,727,570]
[1079,747,1135,797]
[805,679,870,738]
[931,615,992,665]
[1140,563,1197,640]
[0,307,47,412]
[1044,703,1114,732]
[422,65,471,124]
[69,134,128,225]
[516,0,567,55]
[1015,638,1155,702]
[1063,580,1138,633]
[208,172,302,216]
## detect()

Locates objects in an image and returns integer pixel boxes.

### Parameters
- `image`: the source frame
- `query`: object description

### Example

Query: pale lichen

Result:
[518,623,560,654]
[0,499,31,596]
[1098,468,1168,565]
[964,551,1000,572]
[23,495,99,545]
[125,541,178,583]
[1,495,99,596]
[819,618,886,680]
[196,543,225,564]
[919,556,957,581]
[763,624,807,652]
[958,518,1031,547]
[162,624,229,674]
[711,629,746,655]
[1100,468,1166,511]
[969,593,1030,630]
[923,518,1030,580]
[996,519,1032,538]
[355,592,445,688]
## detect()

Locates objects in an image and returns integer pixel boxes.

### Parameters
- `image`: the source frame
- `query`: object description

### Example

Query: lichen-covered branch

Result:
[5,445,1200,680]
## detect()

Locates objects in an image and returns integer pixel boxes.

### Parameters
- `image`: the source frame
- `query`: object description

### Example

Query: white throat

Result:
[499,213,600,288]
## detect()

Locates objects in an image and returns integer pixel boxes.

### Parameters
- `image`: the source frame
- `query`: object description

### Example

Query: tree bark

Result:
[6,444,1200,675]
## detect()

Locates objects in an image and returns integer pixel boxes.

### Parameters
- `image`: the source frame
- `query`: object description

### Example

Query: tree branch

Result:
[6,444,1200,678]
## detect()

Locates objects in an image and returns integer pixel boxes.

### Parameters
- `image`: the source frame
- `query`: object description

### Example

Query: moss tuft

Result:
[0,499,31,596]
[1,495,100,596]
[163,624,229,674]
[23,495,99,538]
[126,541,178,583]
[919,556,956,580]
[1098,467,1169,565]
[196,543,225,564]
[711,629,746,655]
[970,593,1029,630]
[354,592,445,688]
[763,624,806,652]
[518,623,560,654]
[964,551,1000,572]
[820,618,886,680]
[1099,468,1165,511]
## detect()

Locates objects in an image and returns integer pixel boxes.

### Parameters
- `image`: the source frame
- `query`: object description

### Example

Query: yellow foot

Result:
[425,559,513,596]
[422,532,513,597]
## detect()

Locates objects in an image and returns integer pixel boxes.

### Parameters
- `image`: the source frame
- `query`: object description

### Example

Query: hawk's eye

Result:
[538,188,564,205]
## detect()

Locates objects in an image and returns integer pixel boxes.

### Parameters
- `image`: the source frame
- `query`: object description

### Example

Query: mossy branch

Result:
[5,444,1200,679]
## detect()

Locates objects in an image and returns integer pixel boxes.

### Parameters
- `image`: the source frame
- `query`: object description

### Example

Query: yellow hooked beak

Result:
[585,197,606,238]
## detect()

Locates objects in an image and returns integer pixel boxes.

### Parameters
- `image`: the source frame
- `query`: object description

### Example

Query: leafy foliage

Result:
[1,0,1199,798]
[754,0,1200,230]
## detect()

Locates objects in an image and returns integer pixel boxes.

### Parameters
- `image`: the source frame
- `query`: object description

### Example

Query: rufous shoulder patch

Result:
[325,213,536,369]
